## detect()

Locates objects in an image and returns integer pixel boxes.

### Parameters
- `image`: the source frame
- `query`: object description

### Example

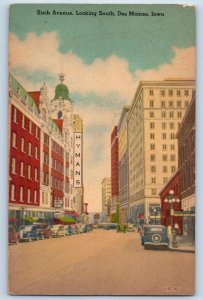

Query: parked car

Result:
[51,225,66,237]
[141,225,169,250]
[79,224,87,233]
[19,225,43,242]
[74,224,80,234]
[117,224,127,233]
[127,224,135,232]
[104,223,117,230]
[8,225,19,244]
[65,225,75,236]
[35,223,52,239]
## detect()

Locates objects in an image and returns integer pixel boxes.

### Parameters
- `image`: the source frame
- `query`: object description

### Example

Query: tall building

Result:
[110,126,119,222]
[73,114,84,214]
[177,93,195,240]
[127,79,195,225]
[118,106,130,224]
[101,178,111,217]
[8,74,84,227]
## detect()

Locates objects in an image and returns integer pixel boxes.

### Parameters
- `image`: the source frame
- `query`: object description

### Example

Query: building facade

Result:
[118,106,130,224]
[127,79,195,225]
[177,94,195,240]
[101,178,112,219]
[111,126,119,222]
[8,74,84,228]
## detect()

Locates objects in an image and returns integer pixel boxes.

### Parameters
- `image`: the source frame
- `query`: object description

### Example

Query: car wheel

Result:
[151,233,162,244]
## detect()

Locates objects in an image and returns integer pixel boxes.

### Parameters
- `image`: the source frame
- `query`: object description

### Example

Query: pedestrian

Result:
[167,225,172,245]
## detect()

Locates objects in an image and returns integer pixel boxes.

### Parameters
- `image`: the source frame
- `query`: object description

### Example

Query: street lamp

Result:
[164,189,180,248]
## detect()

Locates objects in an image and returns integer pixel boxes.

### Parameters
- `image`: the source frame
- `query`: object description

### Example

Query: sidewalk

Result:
[169,235,195,253]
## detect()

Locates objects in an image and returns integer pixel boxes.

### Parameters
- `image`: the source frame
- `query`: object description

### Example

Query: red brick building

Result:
[159,171,183,234]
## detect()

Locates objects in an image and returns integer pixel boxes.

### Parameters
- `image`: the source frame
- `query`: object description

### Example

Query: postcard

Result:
[8,3,195,295]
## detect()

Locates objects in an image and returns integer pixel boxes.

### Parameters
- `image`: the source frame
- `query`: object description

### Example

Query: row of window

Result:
[150,154,176,161]
[148,100,189,108]
[150,165,176,173]
[150,133,176,140]
[149,111,183,118]
[12,133,39,158]
[10,184,38,203]
[149,89,193,97]
[150,144,175,151]
[52,158,64,173]
[12,107,39,138]
[151,177,169,184]
[149,122,180,130]
[52,140,64,157]
[11,158,38,179]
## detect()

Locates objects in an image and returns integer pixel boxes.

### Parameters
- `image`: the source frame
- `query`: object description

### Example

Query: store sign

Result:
[174,211,195,217]
[74,133,82,187]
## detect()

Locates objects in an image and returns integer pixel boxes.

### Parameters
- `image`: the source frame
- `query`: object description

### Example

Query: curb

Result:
[169,247,195,253]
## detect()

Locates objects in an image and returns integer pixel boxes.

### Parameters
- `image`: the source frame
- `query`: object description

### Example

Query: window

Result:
[150,133,155,139]
[184,90,189,96]
[177,90,181,96]
[150,122,155,129]
[150,144,155,150]
[177,111,182,118]
[150,100,154,108]
[22,114,25,129]
[162,133,167,139]
[163,166,167,173]
[161,101,166,108]
[170,144,175,150]
[169,101,174,107]
[28,143,32,156]
[21,137,25,152]
[170,133,175,139]
[160,90,165,96]
[177,100,181,107]
[20,187,24,202]
[151,188,157,196]
[150,155,155,161]
[35,146,38,159]
[13,107,17,123]
[170,122,174,130]
[162,122,166,130]
[28,165,31,179]
[36,126,39,139]
[151,166,156,172]
[163,177,168,184]
[162,144,167,151]
[161,111,166,118]
[11,157,16,174]
[149,89,154,96]
[34,191,37,203]
[168,90,173,96]
[35,168,38,181]
[149,112,154,118]
[170,154,176,161]
[171,166,176,173]
[185,101,189,107]
[11,184,15,201]
[29,120,32,134]
[27,189,31,203]
[44,133,49,145]
[20,162,24,177]
[12,132,17,148]
[162,155,167,161]
[169,111,174,118]
[151,177,156,184]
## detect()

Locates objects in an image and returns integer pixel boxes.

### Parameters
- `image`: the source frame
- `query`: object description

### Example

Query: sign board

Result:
[174,211,195,217]
[74,132,82,187]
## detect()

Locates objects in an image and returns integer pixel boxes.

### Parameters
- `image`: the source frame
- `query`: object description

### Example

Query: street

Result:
[9,230,195,295]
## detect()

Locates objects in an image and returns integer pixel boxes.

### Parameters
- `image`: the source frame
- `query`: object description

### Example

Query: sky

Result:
[9,3,196,211]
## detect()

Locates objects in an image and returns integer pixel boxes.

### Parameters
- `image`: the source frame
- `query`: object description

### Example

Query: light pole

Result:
[164,189,180,248]
[153,208,157,225]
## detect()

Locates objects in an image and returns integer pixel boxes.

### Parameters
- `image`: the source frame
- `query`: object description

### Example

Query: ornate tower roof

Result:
[54,73,69,100]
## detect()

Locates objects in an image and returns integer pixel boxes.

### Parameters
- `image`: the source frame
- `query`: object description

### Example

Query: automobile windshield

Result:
[149,228,164,232]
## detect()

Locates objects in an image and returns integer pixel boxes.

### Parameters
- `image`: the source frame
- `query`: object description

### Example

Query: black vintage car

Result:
[141,225,169,250]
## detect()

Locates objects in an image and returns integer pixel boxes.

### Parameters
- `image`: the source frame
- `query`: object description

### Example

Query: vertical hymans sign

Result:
[74,133,82,187]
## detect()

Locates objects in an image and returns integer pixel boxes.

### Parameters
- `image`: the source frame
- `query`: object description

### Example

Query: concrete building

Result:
[177,93,195,240]
[110,127,119,222]
[127,79,195,225]
[101,178,112,218]
[118,106,130,224]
